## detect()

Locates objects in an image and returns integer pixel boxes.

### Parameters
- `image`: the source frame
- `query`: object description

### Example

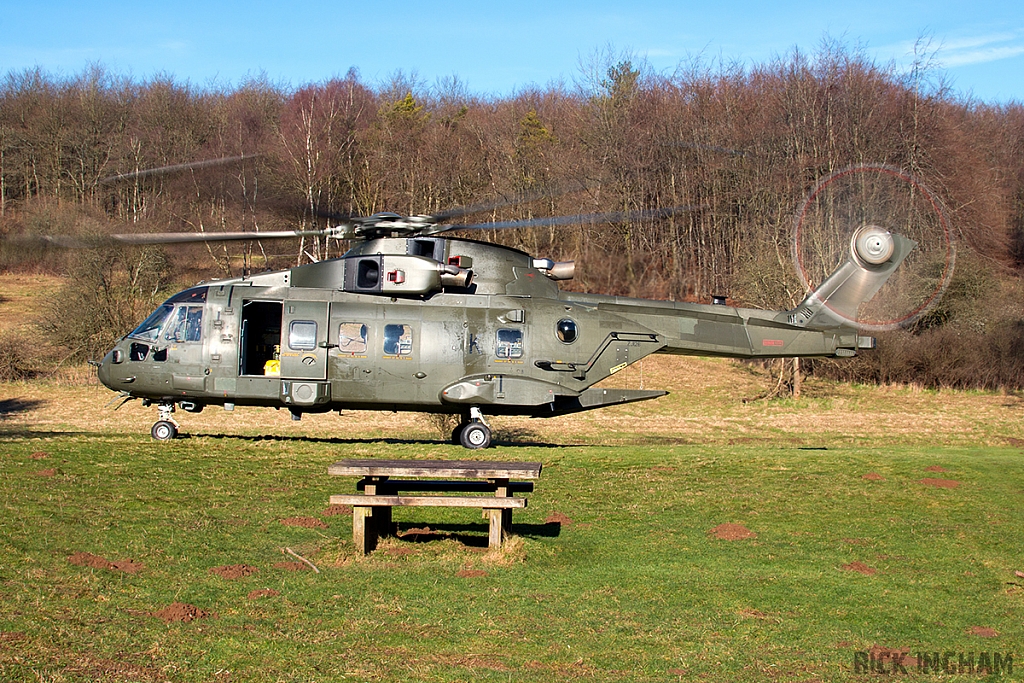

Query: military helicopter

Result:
[89,190,916,448]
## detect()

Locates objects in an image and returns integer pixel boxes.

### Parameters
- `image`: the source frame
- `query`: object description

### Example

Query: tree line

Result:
[2,43,1023,388]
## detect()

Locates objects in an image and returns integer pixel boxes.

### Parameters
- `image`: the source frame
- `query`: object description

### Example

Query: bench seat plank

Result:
[330,494,526,509]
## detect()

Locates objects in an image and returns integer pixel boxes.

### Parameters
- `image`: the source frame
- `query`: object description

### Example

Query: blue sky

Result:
[3,1,1022,103]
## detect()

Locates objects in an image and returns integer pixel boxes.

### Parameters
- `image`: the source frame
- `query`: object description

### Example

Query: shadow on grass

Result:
[182,431,565,449]
[393,521,563,548]
[0,397,47,419]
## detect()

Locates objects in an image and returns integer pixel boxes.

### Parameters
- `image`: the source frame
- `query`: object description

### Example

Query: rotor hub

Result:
[851,225,895,266]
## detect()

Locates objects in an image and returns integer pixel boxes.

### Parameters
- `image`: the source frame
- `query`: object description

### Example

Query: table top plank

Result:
[328,459,542,480]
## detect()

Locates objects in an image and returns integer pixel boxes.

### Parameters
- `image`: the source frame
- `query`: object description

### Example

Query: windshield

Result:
[129,304,174,341]
[127,286,208,342]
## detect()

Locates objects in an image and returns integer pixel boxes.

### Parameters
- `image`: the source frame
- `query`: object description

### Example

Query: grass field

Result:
[1,270,1023,683]
[2,356,1023,682]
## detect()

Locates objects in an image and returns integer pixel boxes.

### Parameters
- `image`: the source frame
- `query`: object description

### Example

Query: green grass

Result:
[1,432,1022,682]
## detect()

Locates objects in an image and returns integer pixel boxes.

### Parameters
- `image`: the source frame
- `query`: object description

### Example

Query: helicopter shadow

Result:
[0,397,47,419]
[184,431,565,449]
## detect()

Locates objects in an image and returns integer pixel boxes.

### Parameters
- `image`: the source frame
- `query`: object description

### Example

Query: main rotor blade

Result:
[105,228,330,245]
[436,206,702,233]
[25,229,330,248]
[430,184,587,223]
[314,183,591,227]
[98,154,261,186]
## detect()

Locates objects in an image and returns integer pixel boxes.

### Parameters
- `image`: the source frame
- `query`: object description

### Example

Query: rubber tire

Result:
[151,420,178,441]
[459,422,491,449]
[450,422,466,445]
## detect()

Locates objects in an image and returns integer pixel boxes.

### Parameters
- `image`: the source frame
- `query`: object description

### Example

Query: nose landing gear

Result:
[150,401,180,441]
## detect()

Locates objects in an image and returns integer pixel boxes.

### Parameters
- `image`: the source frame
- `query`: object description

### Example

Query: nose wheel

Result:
[150,402,180,441]
[151,419,178,441]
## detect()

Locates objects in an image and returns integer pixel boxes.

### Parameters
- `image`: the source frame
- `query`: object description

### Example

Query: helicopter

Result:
[89,194,916,449]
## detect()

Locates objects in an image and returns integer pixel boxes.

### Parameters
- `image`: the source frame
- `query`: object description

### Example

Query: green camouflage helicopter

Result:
[91,198,915,449]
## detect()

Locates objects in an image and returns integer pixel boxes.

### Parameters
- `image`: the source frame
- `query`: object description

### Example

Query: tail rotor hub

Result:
[852,225,895,266]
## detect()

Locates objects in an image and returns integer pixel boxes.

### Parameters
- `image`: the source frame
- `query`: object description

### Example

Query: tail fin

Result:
[785,226,917,329]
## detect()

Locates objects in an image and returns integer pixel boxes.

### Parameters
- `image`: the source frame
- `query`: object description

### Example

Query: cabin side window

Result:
[288,320,318,351]
[556,318,578,344]
[338,322,368,355]
[496,328,524,359]
[383,324,413,357]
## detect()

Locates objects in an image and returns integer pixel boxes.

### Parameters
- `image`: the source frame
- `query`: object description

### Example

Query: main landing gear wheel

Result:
[151,420,178,441]
[450,422,466,445]
[459,422,491,449]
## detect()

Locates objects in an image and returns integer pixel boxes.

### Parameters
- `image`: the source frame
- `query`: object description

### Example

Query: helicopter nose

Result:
[96,349,115,389]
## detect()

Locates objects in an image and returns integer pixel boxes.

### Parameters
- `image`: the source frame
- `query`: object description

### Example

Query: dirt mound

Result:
[209,564,258,579]
[67,552,113,570]
[67,552,144,574]
[708,523,756,540]
[842,561,877,575]
[862,472,885,481]
[968,626,999,637]
[321,504,352,516]
[152,602,210,623]
[545,512,573,526]
[33,468,56,477]
[280,516,328,529]
[456,569,488,578]
[919,478,960,489]
[924,465,949,472]
[248,588,280,599]
[273,561,309,572]
[29,451,48,460]
[110,559,145,574]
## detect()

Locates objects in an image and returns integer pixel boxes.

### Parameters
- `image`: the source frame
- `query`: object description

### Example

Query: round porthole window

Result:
[556,318,578,344]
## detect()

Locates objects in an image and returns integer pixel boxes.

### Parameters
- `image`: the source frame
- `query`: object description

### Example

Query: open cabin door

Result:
[280,300,329,381]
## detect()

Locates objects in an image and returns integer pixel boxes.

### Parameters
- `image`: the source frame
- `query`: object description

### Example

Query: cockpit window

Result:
[164,305,204,343]
[128,287,208,341]
[129,304,174,341]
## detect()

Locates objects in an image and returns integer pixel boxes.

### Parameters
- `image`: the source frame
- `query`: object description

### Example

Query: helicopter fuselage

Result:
[96,234,896,447]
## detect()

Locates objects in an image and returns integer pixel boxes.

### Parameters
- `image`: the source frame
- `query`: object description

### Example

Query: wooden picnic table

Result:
[328,459,542,554]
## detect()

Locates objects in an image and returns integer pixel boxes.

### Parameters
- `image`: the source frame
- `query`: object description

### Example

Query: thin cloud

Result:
[878,31,1024,67]
[941,44,1024,67]
[916,32,1024,68]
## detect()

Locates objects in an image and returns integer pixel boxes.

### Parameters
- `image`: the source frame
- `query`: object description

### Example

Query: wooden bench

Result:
[328,459,542,554]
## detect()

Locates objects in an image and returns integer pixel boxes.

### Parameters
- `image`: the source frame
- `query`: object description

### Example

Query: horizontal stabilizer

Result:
[538,388,668,417]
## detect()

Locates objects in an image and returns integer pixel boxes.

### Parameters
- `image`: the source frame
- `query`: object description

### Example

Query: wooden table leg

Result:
[354,476,390,552]
[486,508,505,548]
[353,506,376,554]
[490,478,512,547]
